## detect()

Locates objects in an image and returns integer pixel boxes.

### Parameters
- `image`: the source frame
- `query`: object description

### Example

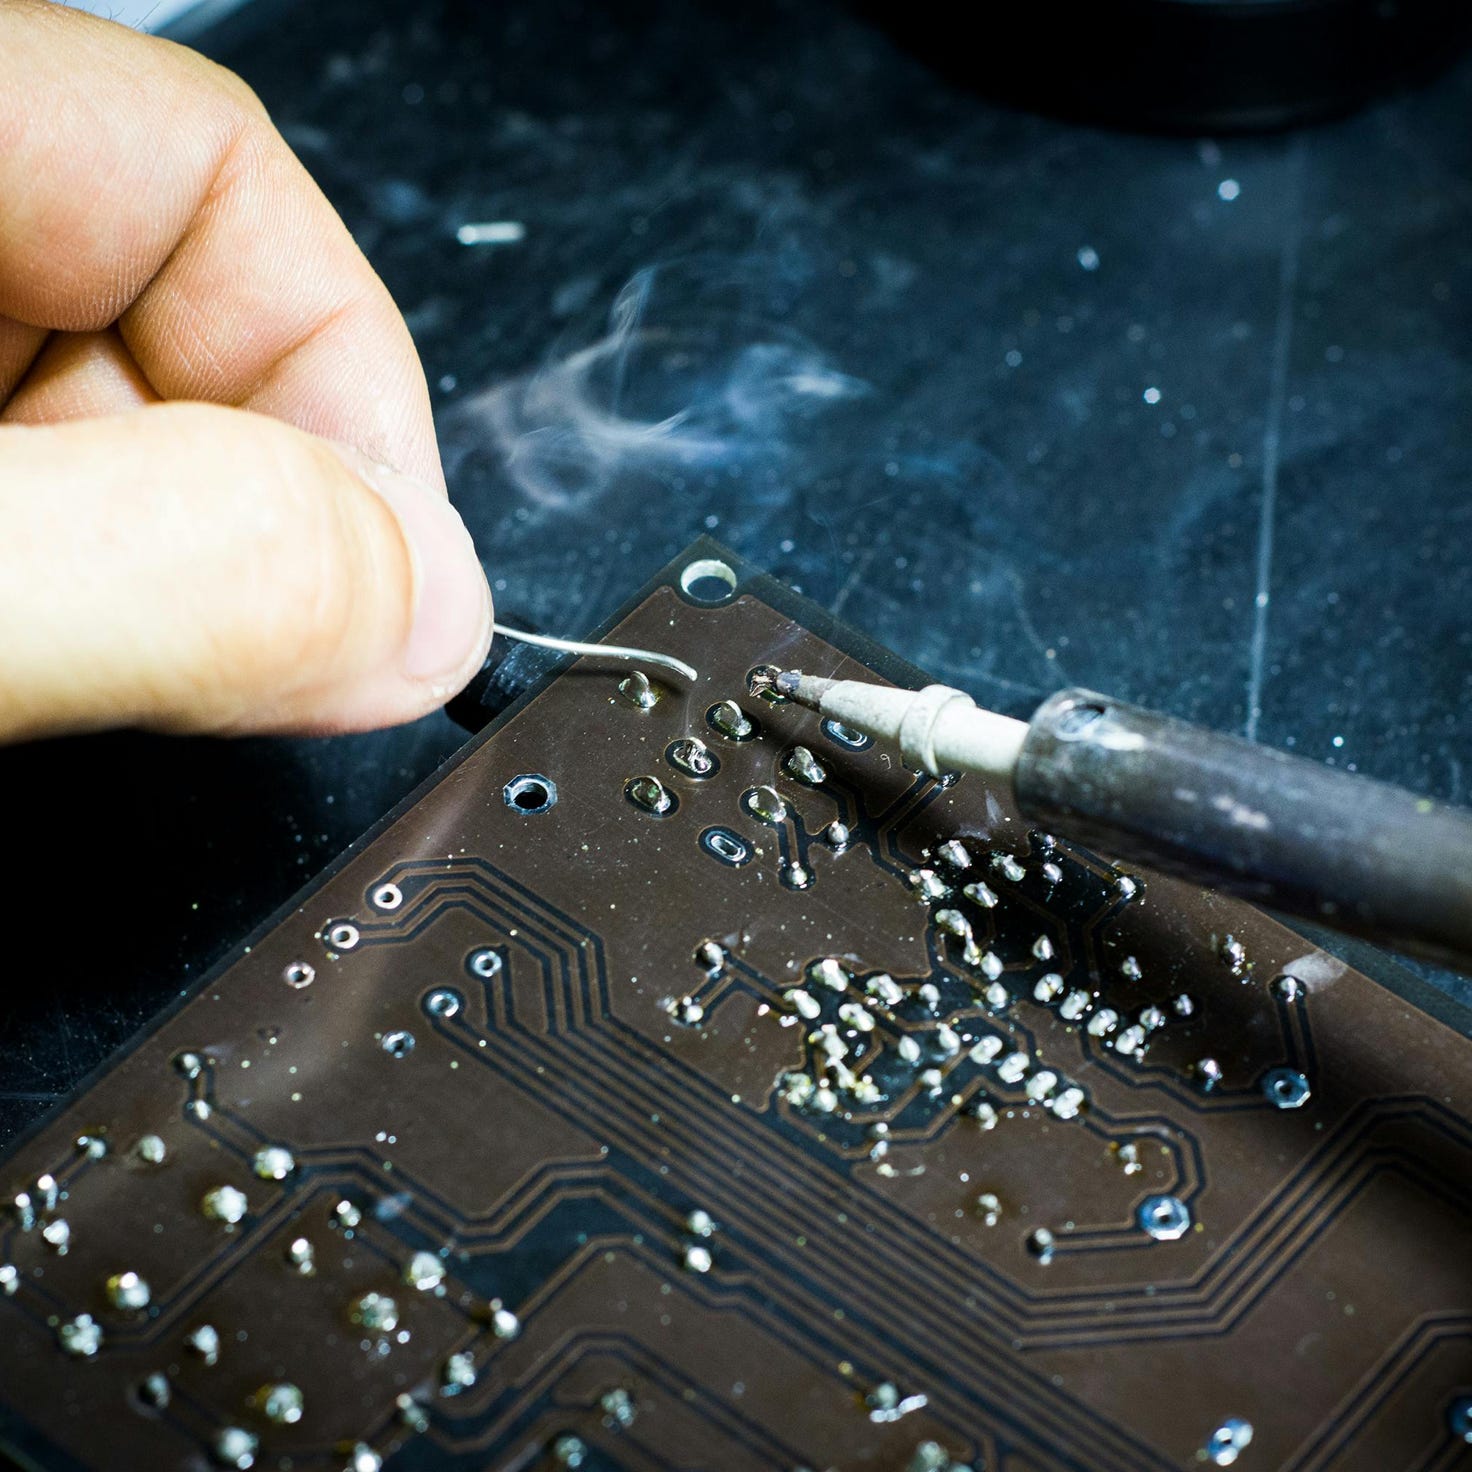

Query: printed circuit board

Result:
[2,546,1470,1472]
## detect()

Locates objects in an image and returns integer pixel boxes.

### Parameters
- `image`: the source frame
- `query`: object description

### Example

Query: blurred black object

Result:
[855,0,1472,131]
[445,621,569,733]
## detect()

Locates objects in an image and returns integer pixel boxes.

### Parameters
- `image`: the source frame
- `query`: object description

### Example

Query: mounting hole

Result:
[370,883,403,911]
[679,557,738,606]
[503,773,557,815]
[700,826,753,868]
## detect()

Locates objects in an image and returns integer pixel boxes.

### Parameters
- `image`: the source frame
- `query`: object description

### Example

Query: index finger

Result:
[0,1,442,487]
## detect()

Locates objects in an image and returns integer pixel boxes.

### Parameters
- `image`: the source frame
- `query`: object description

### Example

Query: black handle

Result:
[1015,688,1472,972]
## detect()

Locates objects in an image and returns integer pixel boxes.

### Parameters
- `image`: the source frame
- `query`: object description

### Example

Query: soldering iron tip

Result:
[774,670,839,711]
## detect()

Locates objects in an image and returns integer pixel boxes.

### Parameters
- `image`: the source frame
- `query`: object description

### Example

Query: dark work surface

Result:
[2,0,1470,1149]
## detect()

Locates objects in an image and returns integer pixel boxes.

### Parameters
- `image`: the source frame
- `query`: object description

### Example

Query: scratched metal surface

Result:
[1,0,1469,1149]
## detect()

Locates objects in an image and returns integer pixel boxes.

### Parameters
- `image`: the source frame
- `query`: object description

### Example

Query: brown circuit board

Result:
[2,543,1472,1472]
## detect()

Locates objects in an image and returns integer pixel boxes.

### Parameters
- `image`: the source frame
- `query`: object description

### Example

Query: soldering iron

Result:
[775,671,1472,973]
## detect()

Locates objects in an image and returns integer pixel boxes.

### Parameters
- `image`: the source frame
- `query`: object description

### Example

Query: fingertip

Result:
[322,439,491,679]
[0,403,488,743]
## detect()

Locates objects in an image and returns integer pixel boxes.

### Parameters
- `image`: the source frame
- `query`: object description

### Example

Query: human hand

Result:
[0,1,492,743]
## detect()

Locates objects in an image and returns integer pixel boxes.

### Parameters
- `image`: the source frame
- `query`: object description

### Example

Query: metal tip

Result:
[774,670,836,712]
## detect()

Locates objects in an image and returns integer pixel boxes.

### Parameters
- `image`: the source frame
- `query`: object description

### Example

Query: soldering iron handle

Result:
[1014,688,1472,972]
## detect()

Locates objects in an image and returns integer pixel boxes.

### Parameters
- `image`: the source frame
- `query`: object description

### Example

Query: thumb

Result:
[0,402,493,742]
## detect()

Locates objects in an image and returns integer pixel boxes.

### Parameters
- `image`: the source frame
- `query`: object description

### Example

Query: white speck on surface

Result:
[1211,793,1271,830]
[456,221,527,246]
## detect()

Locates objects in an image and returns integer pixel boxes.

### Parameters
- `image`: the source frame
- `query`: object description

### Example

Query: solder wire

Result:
[492,624,698,682]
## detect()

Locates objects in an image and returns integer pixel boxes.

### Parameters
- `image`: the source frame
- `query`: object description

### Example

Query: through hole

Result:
[679,557,738,606]
[700,826,752,868]
[746,665,786,702]
[503,773,557,815]
[822,717,872,751]
[325,922,359,951]
[706,701,759,742]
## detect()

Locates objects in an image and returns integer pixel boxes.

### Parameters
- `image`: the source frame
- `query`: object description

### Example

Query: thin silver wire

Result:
[492,624,698,682]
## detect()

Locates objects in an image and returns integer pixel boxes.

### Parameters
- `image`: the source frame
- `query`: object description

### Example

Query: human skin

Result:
[0,0,493,742]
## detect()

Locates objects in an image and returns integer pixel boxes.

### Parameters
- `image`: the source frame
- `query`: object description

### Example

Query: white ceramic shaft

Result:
[789,676,1027,782]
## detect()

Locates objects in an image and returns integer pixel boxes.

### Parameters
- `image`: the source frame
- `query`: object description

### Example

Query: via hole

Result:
[503,773,557,815]
[371,883,403,911]
[1137,1193,1189,1239]
[467,948,504,979]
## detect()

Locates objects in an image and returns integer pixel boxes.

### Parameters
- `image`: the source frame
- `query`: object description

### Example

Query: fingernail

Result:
[328,444,492,684]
